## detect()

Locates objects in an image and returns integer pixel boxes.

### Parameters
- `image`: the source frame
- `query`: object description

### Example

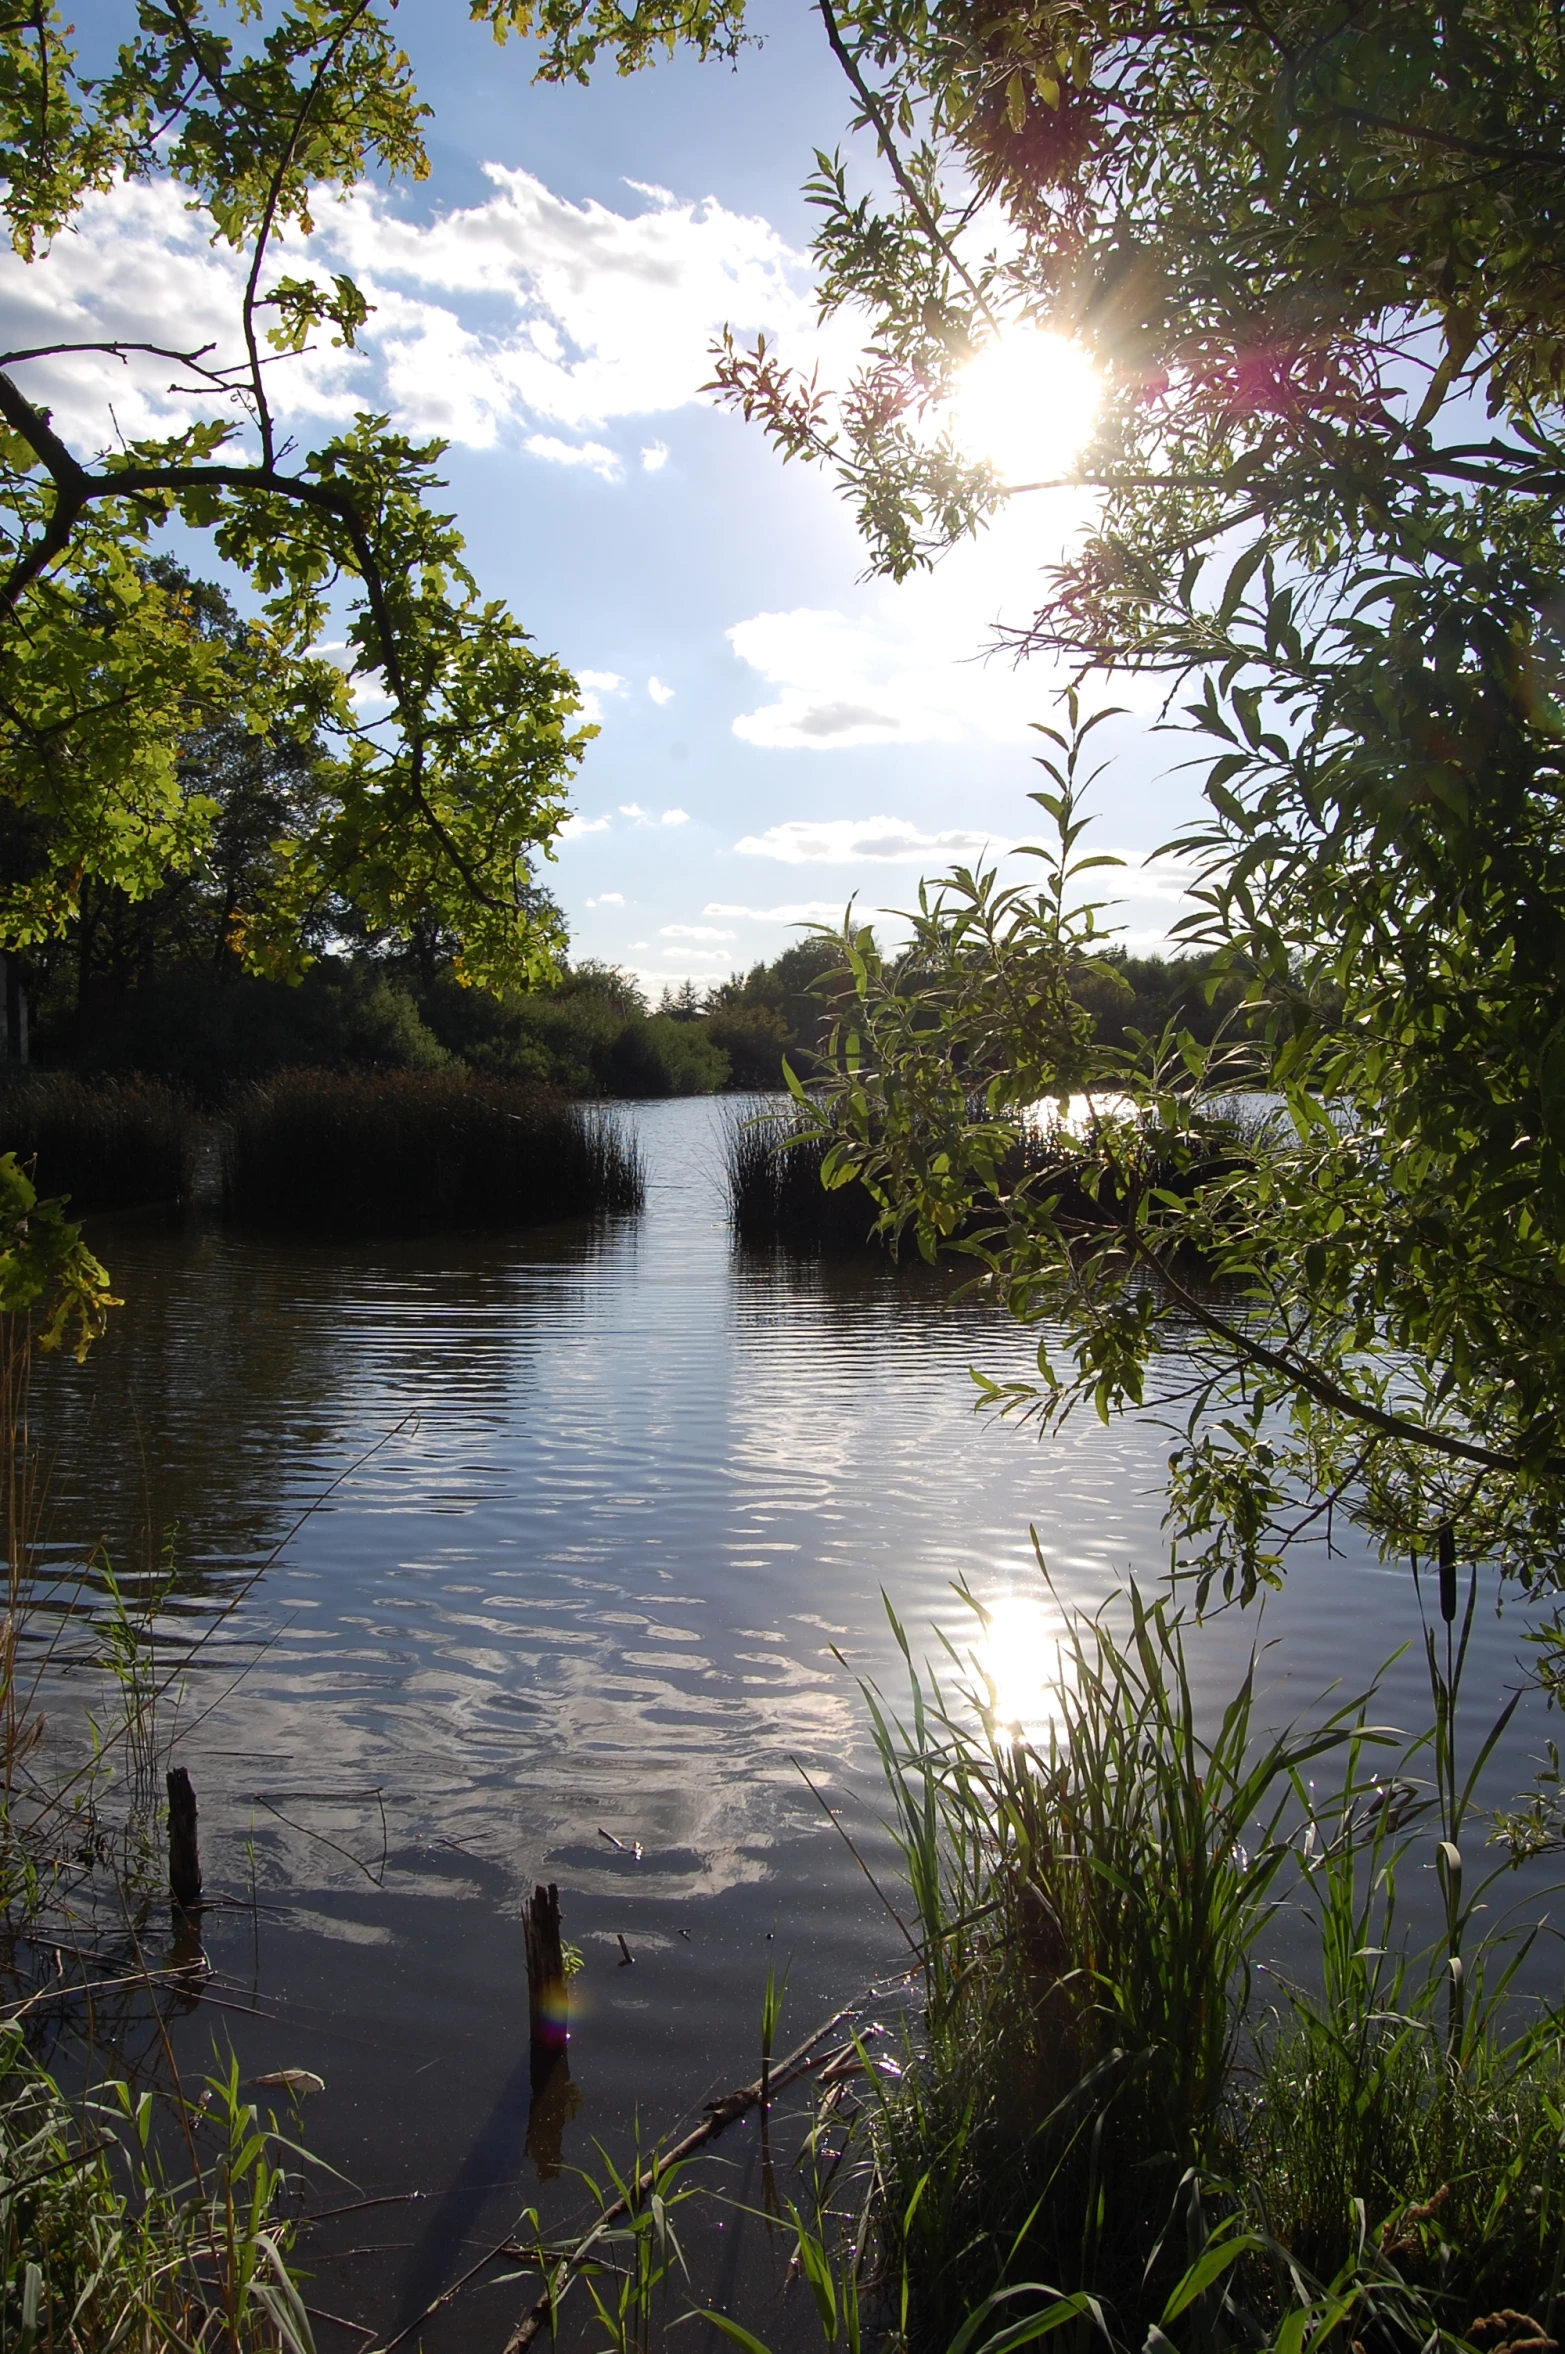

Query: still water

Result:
[24,1095,1554,2347]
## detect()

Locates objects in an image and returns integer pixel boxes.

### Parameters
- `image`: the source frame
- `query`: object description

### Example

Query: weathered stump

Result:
[524,1881,569,2086]
[166,1766,202,1910]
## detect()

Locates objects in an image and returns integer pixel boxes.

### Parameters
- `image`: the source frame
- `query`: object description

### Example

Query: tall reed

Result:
[724,1103,881,1249]
[0,1075,196,1211]
[224,1066,644,1232]
[723,1102,1243,1253]
[851,1571,1565,2353]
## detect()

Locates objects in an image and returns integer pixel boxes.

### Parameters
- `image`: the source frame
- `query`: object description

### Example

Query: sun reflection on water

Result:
[968,1588,1073,1739]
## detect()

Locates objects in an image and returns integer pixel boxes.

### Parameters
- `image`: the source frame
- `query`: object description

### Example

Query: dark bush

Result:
[600,1014,728,1096]
[0,1074,197,1210]
[405,967,730,1095]
[703,1004,791,1089]
[224,1068,644,1233]
[54,963,447,1101]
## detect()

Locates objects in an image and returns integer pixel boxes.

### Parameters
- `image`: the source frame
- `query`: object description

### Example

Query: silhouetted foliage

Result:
[0,1075,197,1210]
[224,1068,643,1233]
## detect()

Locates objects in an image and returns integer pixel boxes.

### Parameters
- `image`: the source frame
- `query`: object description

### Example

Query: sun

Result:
[948,328,1101,487]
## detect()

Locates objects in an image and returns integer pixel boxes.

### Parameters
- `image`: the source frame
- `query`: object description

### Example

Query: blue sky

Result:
[16,0,1204,995]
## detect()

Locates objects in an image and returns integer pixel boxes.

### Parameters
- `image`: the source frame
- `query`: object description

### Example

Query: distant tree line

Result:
[16,924,1239,1102]
[0,564,1232,1098]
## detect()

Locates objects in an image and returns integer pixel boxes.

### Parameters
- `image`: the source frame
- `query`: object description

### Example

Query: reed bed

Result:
[725,1103,883,1249]
[223,1065,644,1232]
[0,1073,196,1211]
[724,1099,1256,1252]
[823,1574,1565,2354]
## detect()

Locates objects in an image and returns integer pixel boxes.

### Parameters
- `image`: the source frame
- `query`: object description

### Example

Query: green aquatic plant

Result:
[0,2033,317,2352]
[760,1958,790,2110]
[830,1568,1565,2353]
[857,1575,1369,2347]
[0,1076,197,1215]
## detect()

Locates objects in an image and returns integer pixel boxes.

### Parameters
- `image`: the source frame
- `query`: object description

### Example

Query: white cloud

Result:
[586,892,625,907]
[560,812,612,838]
[1128,851,1206,905]
[733,817,1006,865]
[0,164,821,462]
[607,801,690,828]
[0,182,362,450]
[327,164,818,443]
[661,923,735,941]
[716,835,1201,941]
[725,496,1130,752]
[526,433,621,477]
[641,442,669,472]
[574,668,626,727]
[705,899,847,925]
[648,676,676,705]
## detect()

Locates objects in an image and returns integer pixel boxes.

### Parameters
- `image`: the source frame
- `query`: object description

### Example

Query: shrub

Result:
[54,962,448,1101]
[223,1067,644,1233]
[703,1004,792,1088]
[0,1074,197,1210]
[415,967,730,1094]
[417,963,631,1090]
[604,1013,729,1096]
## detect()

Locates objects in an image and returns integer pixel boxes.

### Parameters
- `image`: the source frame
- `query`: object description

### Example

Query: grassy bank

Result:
[0,1074,197,1211]
[223,1065,644,1232]
[2,2036,318,2352]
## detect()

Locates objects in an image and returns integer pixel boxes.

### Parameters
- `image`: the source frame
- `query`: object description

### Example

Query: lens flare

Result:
[949,329,1101,486]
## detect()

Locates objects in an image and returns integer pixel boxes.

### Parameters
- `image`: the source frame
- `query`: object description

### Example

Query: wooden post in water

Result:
[167,1766,202,1910]
[524,1881,568,2084]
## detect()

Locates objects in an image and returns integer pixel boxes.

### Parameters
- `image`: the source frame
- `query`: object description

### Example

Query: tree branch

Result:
[814,0,1000,338]
[0,368,88,611]
[1127,1223,1523,1474]
[0,379,496,913]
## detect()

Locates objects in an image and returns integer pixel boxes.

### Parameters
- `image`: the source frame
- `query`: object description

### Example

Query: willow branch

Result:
[814,0,1000,337]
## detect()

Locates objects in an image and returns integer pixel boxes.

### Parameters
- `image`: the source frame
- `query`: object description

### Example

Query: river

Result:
[19,1093,1551,2349]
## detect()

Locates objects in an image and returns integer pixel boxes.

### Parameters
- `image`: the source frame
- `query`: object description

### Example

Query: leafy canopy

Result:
[0,0,749,1359]
[0,0,763,994]
[704,2,1565,1596]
